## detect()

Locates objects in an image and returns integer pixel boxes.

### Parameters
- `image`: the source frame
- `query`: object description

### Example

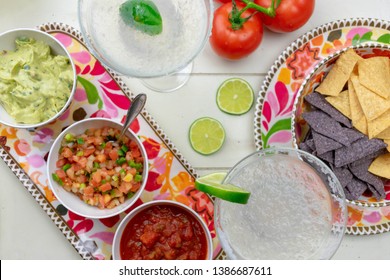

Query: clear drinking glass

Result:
[78,0,213,92]
[215,147,347,260]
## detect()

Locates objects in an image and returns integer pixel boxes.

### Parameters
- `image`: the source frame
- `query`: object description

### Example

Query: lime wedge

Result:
[216,78,254,115]
[189,117,225,155]
[195,172,251,204]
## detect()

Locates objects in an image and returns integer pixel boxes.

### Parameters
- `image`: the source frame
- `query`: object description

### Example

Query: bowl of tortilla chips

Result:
[292,42,390,205]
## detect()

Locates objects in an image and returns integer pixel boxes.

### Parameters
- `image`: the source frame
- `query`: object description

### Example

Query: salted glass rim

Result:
[78,0,214,78]
[215,147,348,260]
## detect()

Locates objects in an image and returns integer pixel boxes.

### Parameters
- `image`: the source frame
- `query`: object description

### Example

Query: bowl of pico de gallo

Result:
[47,117,148,219]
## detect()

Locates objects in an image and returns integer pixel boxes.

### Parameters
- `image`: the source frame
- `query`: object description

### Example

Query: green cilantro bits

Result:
[62,163,72,171]
[134,174,143,182]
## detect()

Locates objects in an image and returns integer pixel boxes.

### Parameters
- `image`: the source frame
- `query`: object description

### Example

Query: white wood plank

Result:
[122,74,263,168]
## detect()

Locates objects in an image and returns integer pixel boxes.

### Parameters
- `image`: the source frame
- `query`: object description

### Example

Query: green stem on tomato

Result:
[240,0,277,18]
[229,0,251,30]
[229,0,278,31]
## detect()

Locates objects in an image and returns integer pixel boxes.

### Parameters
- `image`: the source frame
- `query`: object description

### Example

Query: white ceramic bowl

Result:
[47,118,149,219]
[0,28,77,129]
[112,200,213,260]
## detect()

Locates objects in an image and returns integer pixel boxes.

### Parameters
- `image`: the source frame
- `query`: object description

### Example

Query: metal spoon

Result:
[112,93,147,141]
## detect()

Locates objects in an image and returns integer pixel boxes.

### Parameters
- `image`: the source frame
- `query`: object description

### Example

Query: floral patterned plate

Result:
[254,18,390,235]
[0,23,224,260]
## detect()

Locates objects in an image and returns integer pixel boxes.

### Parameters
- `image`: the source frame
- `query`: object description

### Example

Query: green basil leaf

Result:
[119,0,162,36]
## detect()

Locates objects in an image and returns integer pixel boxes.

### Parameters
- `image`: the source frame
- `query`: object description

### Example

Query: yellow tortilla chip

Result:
[337,48,363,73]
[348,77,365,123]
[350,75,390,121]
[367,109,390,139]
[353,115,368,135]
[385,139,390,152]
[325,90,351,119]
[377,127,390,140]
[316,49,362,96]
[316,65,348,97]
[352,64,359,76]
[358,57,390,99]
[368,153,390,179]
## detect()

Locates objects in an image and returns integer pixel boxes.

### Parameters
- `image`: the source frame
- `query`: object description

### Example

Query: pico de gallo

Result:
[120,204,209,260]
[52,126,144,209]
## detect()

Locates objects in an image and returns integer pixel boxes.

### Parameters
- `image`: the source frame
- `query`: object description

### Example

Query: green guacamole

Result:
[0,37,74,124]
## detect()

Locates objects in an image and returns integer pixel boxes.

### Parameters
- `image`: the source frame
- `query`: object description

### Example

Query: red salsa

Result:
[120,204,209,260]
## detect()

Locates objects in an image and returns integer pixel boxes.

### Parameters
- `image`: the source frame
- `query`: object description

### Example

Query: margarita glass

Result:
[215,147,347,260]
[78,0,213,92]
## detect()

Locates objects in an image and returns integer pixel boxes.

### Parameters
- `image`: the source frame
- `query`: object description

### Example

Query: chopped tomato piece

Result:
[92,171,102,184]
[83,147,95,157]
[99,182,112,192]
[84,186,94,196]
[62,147,73,158]
[108,150,119,161]
[56,158,67,168]
[140,229,159,248]
[55,169,66,179]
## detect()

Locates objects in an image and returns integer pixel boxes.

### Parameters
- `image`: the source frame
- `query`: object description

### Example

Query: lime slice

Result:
[189,117,225,155]
[195,172,251,204]
[216,78,254,115]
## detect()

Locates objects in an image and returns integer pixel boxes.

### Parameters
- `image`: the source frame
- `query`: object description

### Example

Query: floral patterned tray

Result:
[254,18,390,235]
[0,23,223,260]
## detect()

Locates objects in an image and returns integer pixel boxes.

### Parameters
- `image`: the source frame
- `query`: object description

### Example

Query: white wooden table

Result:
[0,0,389,259]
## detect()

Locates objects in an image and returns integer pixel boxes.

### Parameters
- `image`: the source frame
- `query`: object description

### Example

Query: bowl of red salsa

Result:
[47,118,148,219]
[112,200,213,260]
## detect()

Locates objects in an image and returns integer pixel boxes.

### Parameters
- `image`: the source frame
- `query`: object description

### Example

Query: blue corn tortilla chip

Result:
[302,129,313,142]
[344,127,365,143]
[343,187,354,201]
[332,166,353,188]
[304,92,352,128]
[348,159,385,200]
[345,177,368,200]
[367,183,386,201]
[312,131,343,155]
[349,149,386,168]
[300,139,334,164]
[302,110,351,146]
[316,150,334,164]
[334,137,387,167]
[306,139,315,151]
[299,142,313,154]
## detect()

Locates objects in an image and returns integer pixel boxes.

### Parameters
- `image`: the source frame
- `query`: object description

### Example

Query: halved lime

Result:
[195,172,251,204]
[189,117,225,155]
[216,78,254,115]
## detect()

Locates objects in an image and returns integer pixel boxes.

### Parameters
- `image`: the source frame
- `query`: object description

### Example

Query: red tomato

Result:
[209,2,263,60]
[255,0,315,33]
[216,0,244,3]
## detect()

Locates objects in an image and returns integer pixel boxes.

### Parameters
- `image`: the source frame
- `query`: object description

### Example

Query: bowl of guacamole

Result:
[0,28,76,129]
